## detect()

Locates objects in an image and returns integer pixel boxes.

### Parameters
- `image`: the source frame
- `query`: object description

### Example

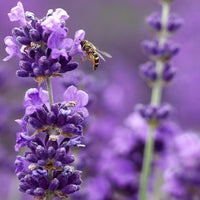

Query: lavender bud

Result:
[38,56,49,71]
[16,36,31,45]
[59,63,78,73]
[168,14,183,33]
[16,70,30,77]
[19,61,32,72]
[33,188,45,196]
[162,63,176,82]
[36,145,47,159]
[12,27,25,37]
[140,61,158,82]
[29,29,41,42]
[62,184,79,195]
[47,146,56,159]
[147,13,162,31]
[49,178,59,191]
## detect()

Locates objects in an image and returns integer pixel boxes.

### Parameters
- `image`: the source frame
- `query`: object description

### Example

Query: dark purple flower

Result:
[15,133,82,199]
[136,103,171,123]
[147,13,183,33]
[167,14,183,32]
[26,103,85,138]
[142,40,180,61]
[140,61,158,82]
[146,13,162,31]
[162,63,176,82]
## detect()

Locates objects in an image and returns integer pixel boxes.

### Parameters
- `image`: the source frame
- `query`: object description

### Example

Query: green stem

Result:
[46,78,54,200]
[139,2,170,200]
[46,77,54,107]
[46,170,54,200]
[139,125,155,200]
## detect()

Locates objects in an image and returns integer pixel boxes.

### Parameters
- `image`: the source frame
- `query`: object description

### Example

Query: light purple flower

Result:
[8,1,26,26]
[3,36,21,61]
[41,8,69,32]
[53,8,69,20]
[15,118,27,132]
[23,88,49,115]
[63,85,89,117]
[47,29,73,59]
[69,29,85,58]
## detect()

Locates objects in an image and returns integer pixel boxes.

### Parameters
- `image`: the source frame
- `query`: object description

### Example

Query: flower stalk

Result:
[46,77,54,107]
[5,2,91,199]
[139,1,177,200]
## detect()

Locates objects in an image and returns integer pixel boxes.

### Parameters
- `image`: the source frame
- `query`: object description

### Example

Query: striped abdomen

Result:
[93,52,99,70]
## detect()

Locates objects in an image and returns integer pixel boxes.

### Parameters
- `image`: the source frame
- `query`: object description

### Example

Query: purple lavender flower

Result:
[142,40,180,62]
[140,62,175,83]
[136,103,171,124]
[15,133,82,199]
[63,85,89,117]
[3,36,22,61]
[69,30,86,58]
[8,1,26,26]
[41,8,69,33]
[4,2,86,85]
[5,2,91,200]
[26,102,85,138]
[147,13,183,33]
[16,86,88,146]
[23,87,49,115]
[140,61,158,82]
[47,29,73,59]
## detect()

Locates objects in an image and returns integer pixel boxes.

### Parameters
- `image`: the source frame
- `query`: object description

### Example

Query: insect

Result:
[80,40,112,70]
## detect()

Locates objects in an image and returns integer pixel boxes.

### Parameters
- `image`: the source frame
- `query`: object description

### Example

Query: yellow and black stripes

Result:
[93,52,99,70]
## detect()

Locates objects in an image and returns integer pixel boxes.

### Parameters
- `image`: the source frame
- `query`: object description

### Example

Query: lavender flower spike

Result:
[4,2,86,84]
[6,2,91,199]
[15,133,82,199]
[138,0,182,199]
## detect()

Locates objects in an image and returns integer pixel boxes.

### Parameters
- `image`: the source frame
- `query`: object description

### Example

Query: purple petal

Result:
[8,2,26,26]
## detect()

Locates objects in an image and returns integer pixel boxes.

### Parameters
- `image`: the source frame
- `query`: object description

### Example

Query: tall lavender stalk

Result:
[138,0,183,199]
[4,2,91,200]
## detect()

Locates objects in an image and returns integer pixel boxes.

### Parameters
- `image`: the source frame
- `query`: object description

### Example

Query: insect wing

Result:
[96,51,106,61]
[96,48,112,59]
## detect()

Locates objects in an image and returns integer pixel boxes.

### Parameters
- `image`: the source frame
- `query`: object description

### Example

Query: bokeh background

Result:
[0,0,200,199]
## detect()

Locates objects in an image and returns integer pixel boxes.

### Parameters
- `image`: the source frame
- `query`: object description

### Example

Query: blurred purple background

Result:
[0,0,200,199]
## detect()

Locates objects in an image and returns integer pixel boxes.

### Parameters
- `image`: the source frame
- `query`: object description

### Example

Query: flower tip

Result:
[8,1,26,26]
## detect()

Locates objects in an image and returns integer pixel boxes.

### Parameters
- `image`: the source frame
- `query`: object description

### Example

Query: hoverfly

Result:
[80,40,112,70]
